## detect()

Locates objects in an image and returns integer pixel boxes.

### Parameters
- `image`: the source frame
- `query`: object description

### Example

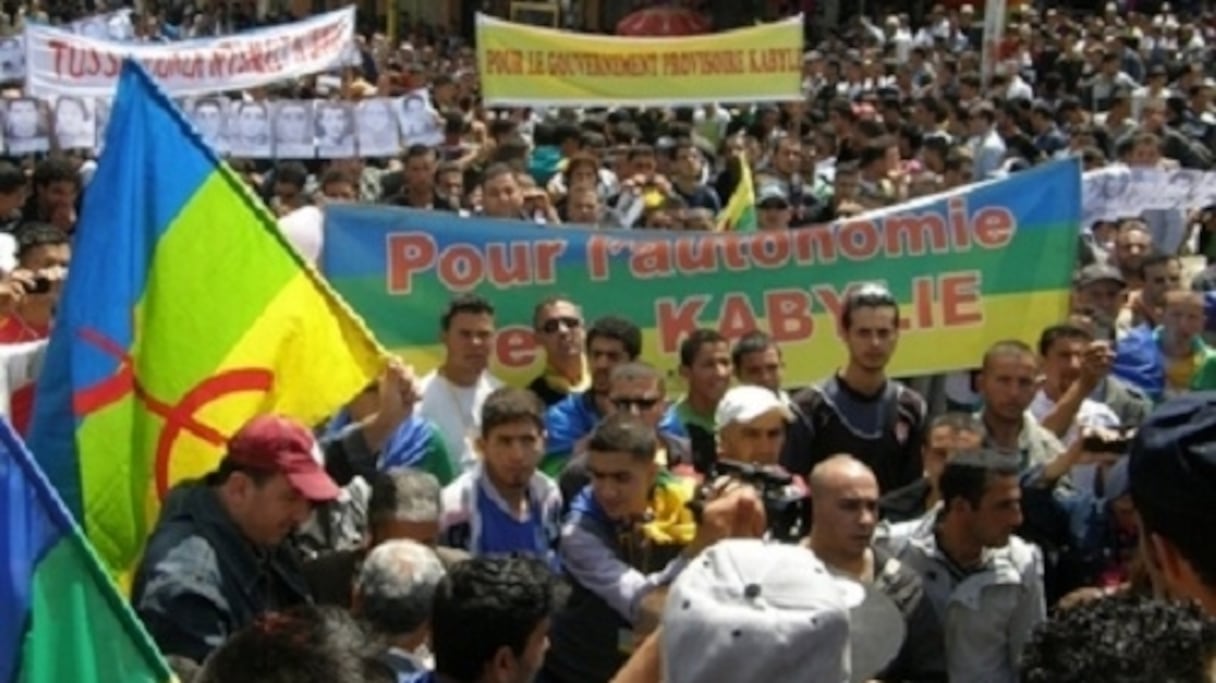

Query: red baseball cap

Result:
[226,415,340,502]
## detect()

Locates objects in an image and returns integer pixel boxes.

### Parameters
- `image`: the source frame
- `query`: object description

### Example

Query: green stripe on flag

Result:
[20,533,170,683]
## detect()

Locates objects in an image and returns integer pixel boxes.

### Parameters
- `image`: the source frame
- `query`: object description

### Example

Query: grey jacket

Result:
[876,507,1046,683]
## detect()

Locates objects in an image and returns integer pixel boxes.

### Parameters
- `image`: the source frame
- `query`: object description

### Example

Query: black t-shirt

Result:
[780,375,926,494]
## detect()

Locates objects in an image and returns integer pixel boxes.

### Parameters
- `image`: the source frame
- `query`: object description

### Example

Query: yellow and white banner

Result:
[476,13,804,107]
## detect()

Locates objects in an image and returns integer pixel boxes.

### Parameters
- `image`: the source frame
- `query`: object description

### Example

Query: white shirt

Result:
[1028,389,1121,494]
[418,369,504,474]
[278,205,323,265]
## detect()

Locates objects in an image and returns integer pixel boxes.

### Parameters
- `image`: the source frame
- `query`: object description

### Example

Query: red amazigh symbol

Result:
[72,327,275,499]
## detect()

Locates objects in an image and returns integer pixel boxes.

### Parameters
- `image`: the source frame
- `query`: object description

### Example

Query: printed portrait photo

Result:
[189,97,229,154]
[0,37,24,82]
[314,101,355,159]
[272,100,316,159]
[355,98,401,158]
[4,98,50,155]
[228,100,273,159]
[52,96,96,151]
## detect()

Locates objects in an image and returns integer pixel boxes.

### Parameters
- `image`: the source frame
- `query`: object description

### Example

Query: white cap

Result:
[661,540,863,683]
[714,386,794,432]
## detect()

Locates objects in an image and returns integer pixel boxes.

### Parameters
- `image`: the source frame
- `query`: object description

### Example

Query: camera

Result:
[1081,429,1134,454]
[27,276,51,295]
[693,459,810,543]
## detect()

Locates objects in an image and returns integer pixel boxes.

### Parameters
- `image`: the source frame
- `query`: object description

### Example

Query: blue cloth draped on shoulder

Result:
[1112,326,1166,401]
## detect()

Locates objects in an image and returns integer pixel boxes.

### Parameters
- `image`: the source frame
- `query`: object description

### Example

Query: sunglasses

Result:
[541,316,582,334]
[613,397,661,411]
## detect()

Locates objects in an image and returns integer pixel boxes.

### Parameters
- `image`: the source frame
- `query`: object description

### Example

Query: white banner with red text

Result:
[23,6,356,98]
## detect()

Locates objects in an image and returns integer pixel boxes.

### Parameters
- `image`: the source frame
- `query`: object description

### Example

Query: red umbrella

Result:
[616,7,712,37]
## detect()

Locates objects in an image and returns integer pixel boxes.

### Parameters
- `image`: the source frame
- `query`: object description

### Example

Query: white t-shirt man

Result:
[417,369,504,474]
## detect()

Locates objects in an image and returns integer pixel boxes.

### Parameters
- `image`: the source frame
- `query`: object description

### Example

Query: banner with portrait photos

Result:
[0,87,442,158]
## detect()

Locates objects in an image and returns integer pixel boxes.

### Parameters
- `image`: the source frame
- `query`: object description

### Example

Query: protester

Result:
[194,605,386,683]
[417,294,505,473]
[1021,593,1216,682]
[880,412,984,522]
[439,387,561,562]
[1130,392,1216,617]
[782,284,927,493]
[876,450,1046,682]
[669,329,733,467]
[132,414,341,664]
[352,540,446,678]
[303,468,452,608]
[527,296,589,407]
[19,2,1216,681]
[544,413,701,683]
[424,555,565,683]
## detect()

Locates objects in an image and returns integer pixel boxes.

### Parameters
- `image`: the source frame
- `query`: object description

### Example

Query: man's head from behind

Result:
[215,415,339,547]
[715,385,793,466]
[367,468,442,547]
[431,555,564,683]
[1020,593,1216,683]
[353,540,445,650]
[197,605,379,683]
[1130,393,1216,614]
[939,450,1023,549]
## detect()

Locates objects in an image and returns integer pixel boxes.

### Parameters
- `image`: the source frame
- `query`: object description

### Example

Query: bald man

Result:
[804,455,938,679]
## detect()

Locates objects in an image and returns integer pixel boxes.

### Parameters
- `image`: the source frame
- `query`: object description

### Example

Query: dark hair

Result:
[981,339,1036,370]
[32,158,79,190]
[610,361,664,390]
[1037,323,1092,357]
[731,330,779,372]
[531,295,578,330]
[925,412,983,444]
[0,161,25,193]
[196,605,376,683]
[404,143,435,162]
[678,328,727,368]
[586,315,642,360]
[1138,250,1180,280]
[367,468,441,527]
[840,284,900,330]
[939,450,1019,512]
[431,556,564,681]
[213,456,277,487]
[440,293,494,331]
[1020,593,1216,683]
[320,168,354,189]
[480,387,545,439]
[15,222,68,261]
[274,161,308,190]
[587,412,657,462]
[481,162,516,187]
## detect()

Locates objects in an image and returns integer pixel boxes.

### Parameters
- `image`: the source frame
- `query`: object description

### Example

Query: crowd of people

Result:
[8,0,1216,681]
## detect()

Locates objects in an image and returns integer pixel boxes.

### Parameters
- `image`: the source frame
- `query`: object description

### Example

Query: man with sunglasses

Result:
[528,297,589,407]
[555,362,694,505]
